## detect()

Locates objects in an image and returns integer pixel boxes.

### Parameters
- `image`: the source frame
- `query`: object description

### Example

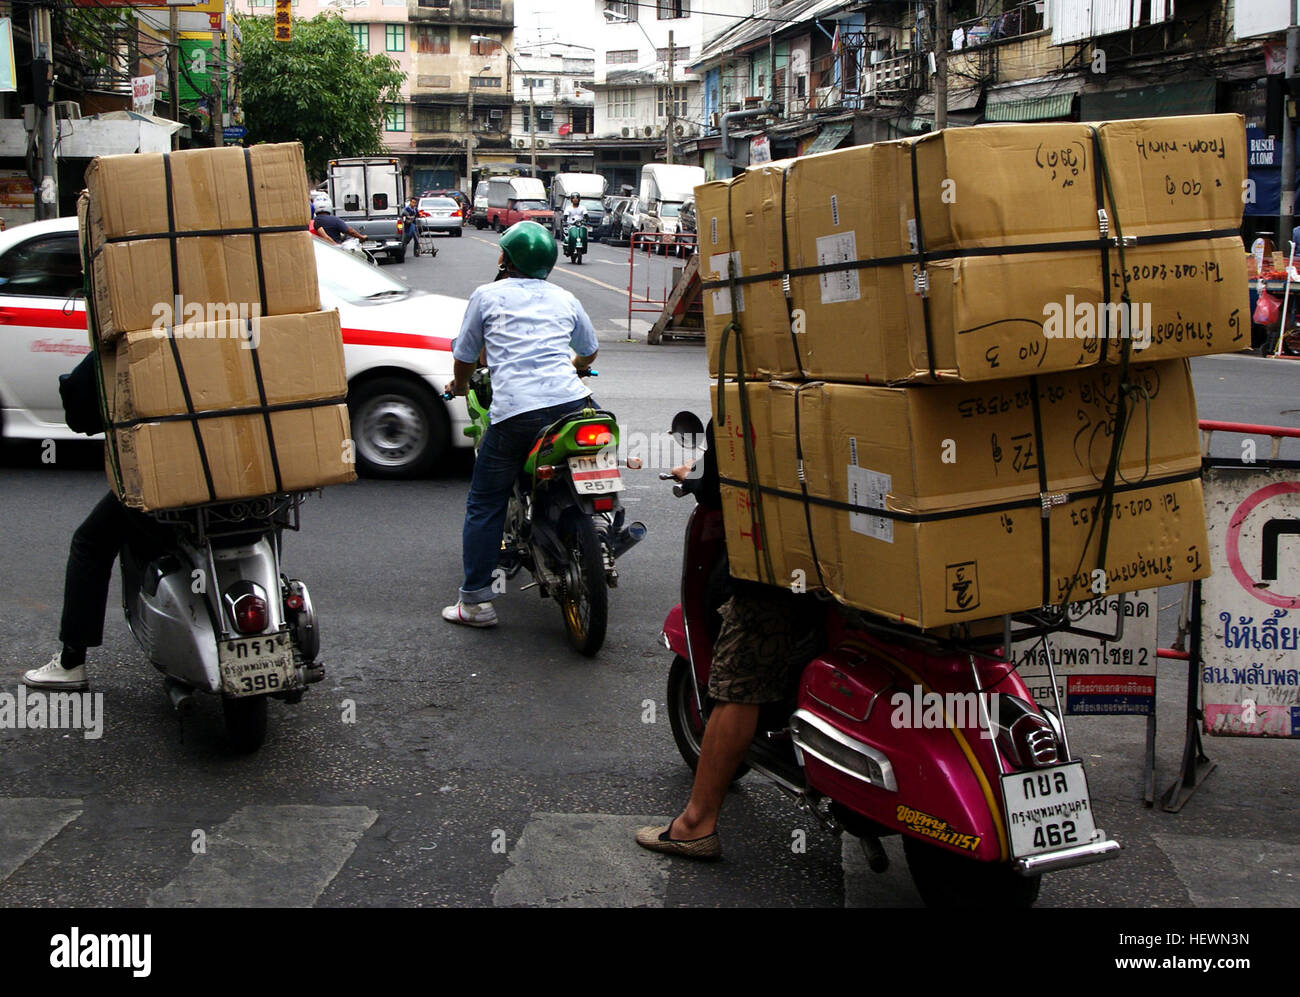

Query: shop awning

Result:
[802,121,853,156]
[915,87,982,114]
[1080,80,1217,121]
[985,91,1076,122]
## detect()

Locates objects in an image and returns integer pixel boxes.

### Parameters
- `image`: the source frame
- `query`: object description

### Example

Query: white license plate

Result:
[1001,761,1098,858]
[219,633,295,698]
[569,452,623,495]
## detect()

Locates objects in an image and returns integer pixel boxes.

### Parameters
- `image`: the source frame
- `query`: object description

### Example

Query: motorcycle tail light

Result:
[593,497,614,512]
[232,594,269,635]
[992,695,1061,769]
[285,595,304,611]
[537,465,556,480]
[575,424,613,447]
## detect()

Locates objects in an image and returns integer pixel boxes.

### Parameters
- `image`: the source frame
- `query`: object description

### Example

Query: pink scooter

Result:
[658,412,1121,907]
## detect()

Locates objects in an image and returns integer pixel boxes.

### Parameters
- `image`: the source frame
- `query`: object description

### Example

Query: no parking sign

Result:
[1200,466,1300,737]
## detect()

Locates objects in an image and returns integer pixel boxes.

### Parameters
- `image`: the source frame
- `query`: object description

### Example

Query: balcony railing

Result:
[954,1,1047,49]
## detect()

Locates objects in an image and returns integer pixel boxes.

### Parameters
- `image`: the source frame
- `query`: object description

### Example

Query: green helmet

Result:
[499,220,558,279]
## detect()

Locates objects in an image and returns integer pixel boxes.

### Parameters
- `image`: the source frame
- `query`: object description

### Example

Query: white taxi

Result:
[0,218,470,477]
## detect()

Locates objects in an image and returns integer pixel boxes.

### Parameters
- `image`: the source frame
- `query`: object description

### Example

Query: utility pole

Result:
[211,26,223,148]
[28,2,56,220]
[169,6,180,149]
[666,30,674,164]
[935,0,949,130]
[1281,2,1298,253]
[467,82,476,192]
[529,76,536,173]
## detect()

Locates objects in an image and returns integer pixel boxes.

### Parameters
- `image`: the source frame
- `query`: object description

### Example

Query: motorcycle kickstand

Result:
[857,834,890,874]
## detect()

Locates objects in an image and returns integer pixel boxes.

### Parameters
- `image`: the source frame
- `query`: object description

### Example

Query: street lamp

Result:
[466,61,491,190]
[602,8,674,164]
[471,34,536,174]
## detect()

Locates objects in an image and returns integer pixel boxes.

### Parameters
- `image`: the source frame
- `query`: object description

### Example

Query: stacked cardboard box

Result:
[698,114,1248,384]
[702,115,1233,628]
[80,143,355,511]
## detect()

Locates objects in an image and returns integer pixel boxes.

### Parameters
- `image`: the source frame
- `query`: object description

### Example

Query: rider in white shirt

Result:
[562,194,586,230]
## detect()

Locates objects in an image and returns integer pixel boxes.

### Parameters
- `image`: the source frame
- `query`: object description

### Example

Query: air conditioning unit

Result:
[674,124,684,138]
[54,101,82,120]
[537,139,547,148]
[708,111,720,129]
[539,108,553,120]
[489,108,504,119]
[644,125,654,137]
[515,138,527,148]
[621,126,631,137]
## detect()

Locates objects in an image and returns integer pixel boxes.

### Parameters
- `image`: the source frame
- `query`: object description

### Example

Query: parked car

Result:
[417,196,464,237]
[614,196,643,246]
[0,218,470,478]
[596,196,632,244]
[425,189,471,222]
[486,176,554,232]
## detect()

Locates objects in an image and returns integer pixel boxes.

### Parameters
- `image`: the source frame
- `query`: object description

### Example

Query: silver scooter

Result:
[119,493,322,751]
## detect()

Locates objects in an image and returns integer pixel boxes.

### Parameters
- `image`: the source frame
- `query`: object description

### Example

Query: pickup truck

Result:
[486,176,554,232]
[327,157,409,263]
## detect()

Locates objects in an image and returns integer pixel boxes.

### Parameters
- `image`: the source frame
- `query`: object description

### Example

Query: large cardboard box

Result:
[81,144,318,340]
[98,310,355,511]
[104,311,347,421]
[699,115,1249,384]
[713,360,1210,628]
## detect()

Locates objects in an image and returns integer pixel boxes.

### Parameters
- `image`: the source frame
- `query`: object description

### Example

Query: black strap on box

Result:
[110,393,346,431]
[791,381,827,592]
[242,149,284,494]
[80,221,125,497]
[907,140,939,380]
[162,153,218,505]
[778,168,808,380]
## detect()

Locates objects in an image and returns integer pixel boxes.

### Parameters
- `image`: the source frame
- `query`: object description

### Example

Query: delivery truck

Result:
[549,172,607,235]
[327,157,408,263]
[486,176,553,232]
[636,163,705,253]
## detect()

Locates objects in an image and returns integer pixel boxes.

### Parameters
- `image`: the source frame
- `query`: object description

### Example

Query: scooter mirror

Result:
[669,410,705,448]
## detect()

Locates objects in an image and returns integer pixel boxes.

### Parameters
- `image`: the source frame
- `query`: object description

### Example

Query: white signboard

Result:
[1200,466,1300,737]
[749,134,771,165]
[1234,0,1291,40]
[1011,590,1159,716]
[131,74,156,116]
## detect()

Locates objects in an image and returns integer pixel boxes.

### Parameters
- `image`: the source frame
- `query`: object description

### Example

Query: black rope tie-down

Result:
[792,382,827,593]
[908,140,938,380]
[110,394,347,431]
[161,153,218,505]
[778,168,807,380]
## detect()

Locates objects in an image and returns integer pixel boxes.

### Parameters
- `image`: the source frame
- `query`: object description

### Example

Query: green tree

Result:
[235,13,405,178]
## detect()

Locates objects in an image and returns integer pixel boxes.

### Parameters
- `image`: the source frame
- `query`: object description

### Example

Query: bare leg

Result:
[670,701,759,839]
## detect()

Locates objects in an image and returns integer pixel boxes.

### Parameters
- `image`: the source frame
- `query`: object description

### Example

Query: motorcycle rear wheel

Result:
[222,694,268,754]
[666,654,750,778]
[557,512,608,657]
[902,835,1040,908]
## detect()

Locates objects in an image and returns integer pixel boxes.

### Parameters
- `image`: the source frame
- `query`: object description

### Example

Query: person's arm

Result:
[570,298,599,371]
[448,292,486,395]
[347,224,364,240]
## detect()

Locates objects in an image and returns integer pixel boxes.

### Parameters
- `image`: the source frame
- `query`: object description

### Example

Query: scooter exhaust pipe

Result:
[165,677,196,716]
[609,521,647,559]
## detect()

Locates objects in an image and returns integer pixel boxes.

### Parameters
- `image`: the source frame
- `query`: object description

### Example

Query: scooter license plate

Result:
[569,453,623,494]
[219,633,295,698]
[1000,761,1099,858]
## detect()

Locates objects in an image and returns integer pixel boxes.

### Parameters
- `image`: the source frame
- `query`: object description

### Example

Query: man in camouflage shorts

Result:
[636,440,826,861]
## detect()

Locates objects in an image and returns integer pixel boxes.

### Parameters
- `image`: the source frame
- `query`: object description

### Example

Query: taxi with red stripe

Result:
[0,218,470,477]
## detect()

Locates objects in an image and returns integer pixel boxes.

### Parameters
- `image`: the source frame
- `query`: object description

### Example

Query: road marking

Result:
[469,233,640,297]
[1151,833,1300,907]
[492,812,671,907]
[148,804,377,908]
[0,798,82,884]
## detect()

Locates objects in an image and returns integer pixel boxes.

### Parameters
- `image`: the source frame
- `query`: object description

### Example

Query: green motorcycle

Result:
[453,367,645,655]
[564,222,589,264]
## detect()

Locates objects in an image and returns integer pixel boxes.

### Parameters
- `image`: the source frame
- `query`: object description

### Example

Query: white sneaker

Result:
[441,600,498,628]
[23,651,88,690]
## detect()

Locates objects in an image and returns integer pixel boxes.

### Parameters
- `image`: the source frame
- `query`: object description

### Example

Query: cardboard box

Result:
[699,115,1249,384]
[81,144,318,340]
[104,310,347,421]
[712,360,1210,628]
[107,404,355,512]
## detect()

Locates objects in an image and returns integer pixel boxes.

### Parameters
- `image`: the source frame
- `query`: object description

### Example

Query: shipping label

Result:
[708,251,744,315]
[848,464,892,543]
[817,231,860,305]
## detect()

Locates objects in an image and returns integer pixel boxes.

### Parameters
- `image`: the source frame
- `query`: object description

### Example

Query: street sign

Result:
[131,74,156,116]
[1010,590,1159,716]
[274,0,291,42]
[1200,465,1300,737]
[223,125,246,140]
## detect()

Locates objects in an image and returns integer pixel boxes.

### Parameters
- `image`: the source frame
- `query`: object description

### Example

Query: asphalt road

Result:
[0,229,1296,910]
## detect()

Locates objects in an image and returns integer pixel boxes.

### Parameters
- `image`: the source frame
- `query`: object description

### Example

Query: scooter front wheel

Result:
[902,835,1040,908]
[222,694,268,754]
[666,654,749,778]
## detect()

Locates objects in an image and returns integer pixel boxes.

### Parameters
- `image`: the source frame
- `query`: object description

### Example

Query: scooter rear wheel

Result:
[557,512,608,657]
[902,835,1041,908]
[222,694,268,754]
[666,654,750,778]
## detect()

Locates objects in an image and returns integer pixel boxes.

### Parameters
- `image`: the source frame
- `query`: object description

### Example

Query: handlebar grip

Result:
[442,390,455,401]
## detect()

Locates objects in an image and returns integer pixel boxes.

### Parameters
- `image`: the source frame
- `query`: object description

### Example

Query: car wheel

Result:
[453,228,462,238]
[391,246,406,264]
[349,376,448,478]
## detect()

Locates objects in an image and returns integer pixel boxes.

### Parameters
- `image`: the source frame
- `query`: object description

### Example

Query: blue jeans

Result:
[459,395,593,603]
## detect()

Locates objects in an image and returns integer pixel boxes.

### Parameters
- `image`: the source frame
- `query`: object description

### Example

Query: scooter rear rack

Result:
[150,492,311,544]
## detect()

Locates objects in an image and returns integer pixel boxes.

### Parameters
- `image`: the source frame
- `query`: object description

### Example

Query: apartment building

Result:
[506,44,598,176]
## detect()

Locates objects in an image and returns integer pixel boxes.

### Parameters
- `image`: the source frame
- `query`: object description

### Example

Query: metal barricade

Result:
[626,231,699,342]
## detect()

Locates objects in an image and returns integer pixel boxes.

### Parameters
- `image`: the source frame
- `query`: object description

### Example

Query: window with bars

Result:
[415,107,452,132]
[250,0,271,7]
[469,76,502,88]
[350,24,369,52]
[606,49,637,64]
[655,46,689,62]
[417,26,450,54]
[604,1,637,21]
[657,0,688,19]
[384,103,406,131]
[657,85,686,118]
[385,24,404,52]
[469,0,502,10]
[417,0,450,8]
[570,107,593,133]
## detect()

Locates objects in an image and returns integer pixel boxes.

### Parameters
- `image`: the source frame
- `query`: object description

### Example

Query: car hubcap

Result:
[357,396,427,467]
